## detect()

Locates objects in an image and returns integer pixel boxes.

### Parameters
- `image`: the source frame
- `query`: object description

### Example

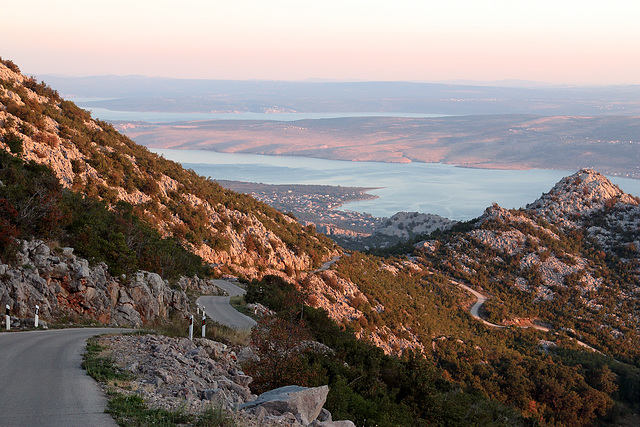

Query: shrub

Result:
[244,315,323,394]
[0,57,20,73]
[3,131,23,154]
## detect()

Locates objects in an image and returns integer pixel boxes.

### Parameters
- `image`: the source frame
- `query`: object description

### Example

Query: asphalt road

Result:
[196,280,257,330]
[313,256,341,273]
[0,328,124,427]
[452,281,505,328]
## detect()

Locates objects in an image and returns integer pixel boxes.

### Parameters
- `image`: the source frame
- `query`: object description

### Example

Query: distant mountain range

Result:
[40,74,640,116]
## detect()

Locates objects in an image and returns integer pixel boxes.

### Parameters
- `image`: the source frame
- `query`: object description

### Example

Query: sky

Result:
[2,0,639,85]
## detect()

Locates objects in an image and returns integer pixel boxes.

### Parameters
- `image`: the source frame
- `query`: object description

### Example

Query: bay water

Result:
[151,148,639,221]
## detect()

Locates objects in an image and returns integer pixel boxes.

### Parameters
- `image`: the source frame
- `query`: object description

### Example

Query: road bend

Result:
[0,327,125,427]
[196,280,257,330]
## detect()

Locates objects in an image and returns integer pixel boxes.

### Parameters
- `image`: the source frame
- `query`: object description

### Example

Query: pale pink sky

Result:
[2,0,639,84]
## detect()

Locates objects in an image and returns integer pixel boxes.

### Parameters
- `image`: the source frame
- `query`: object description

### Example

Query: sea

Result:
[151,149,639,221]
[79,105,640,221]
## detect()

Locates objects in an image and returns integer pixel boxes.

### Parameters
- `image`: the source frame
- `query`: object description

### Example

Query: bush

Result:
[245,275,303,313]
[3,131,23,154]
[0,57,20,73]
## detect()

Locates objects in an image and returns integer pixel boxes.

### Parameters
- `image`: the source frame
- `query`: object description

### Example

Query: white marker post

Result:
[189,315,194,340]
[196,304,200,315]
[35,304,39,328]
[5,304,9,331]
[201,312,206,338]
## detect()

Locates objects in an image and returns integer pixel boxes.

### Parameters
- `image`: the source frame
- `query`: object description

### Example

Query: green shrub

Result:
[3,130,23,154]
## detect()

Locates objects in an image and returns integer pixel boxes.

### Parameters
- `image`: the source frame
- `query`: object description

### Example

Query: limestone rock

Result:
[241,385,329,426]
[97,334,255,414]
[0,239,191,326]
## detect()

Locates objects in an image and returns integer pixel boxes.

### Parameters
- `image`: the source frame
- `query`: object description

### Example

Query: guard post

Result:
[35,304,40,328]
[201,311,206,338]
[189,315,194,340]
[5,304,9,331]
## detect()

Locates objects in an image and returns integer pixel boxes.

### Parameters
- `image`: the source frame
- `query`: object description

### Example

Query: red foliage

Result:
[244,315,323,394]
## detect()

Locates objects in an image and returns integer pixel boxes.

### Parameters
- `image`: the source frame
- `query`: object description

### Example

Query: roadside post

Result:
[35,304,39,328]
[201,311,206,338]
[5,304,9,331]
[189,315,194,340]
[196,303,200,315]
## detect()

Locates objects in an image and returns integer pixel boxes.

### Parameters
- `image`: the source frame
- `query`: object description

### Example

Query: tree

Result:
[244,315,322,394]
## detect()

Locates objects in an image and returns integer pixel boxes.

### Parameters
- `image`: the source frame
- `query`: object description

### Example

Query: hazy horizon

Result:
[35,73,640,88]
[2,1,639,86]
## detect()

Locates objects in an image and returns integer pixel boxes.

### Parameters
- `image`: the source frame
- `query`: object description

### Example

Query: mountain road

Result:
[0,327,125,427]
[196,280,257,330]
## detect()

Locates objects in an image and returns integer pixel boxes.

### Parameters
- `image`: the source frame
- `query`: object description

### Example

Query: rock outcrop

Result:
[241,385,329,425]
[375,211,456,239]
[0,239,213,326]
[526,168,639,228]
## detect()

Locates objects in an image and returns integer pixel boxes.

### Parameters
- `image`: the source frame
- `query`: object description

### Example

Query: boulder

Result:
[241,385,329,426]
[311,421,356,427]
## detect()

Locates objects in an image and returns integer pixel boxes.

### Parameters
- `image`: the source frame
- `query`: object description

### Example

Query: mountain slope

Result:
[0,59,338,282]
[293,170,640,425]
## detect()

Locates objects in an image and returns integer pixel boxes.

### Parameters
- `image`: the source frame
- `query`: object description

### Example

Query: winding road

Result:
[454,280,602,354]
[313,255,341,273]
[452,280,505,328]
[0,328,125,427]
[196,279,257,330]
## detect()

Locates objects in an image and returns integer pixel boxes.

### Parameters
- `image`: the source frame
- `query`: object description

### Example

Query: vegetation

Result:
[82,337,132,383]
[245,275,529,426]
[0,150,207,279]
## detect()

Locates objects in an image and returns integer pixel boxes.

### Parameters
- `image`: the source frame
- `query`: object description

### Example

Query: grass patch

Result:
[195,405,237,427]
[82,337,131,382]
[107,395,237,427]
[204,319,251,347]
[107,394,190,426]
[143,309,250,347]
[229,295,255,318]
[49,312,105,329]
[146,312,191,338]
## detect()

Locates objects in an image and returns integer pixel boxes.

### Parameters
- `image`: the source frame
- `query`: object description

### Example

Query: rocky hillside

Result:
[332,211,457,250]
[0,239,222,326]
[306,170,639,357]
[0,58,338,283]
[287,169,640,425]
